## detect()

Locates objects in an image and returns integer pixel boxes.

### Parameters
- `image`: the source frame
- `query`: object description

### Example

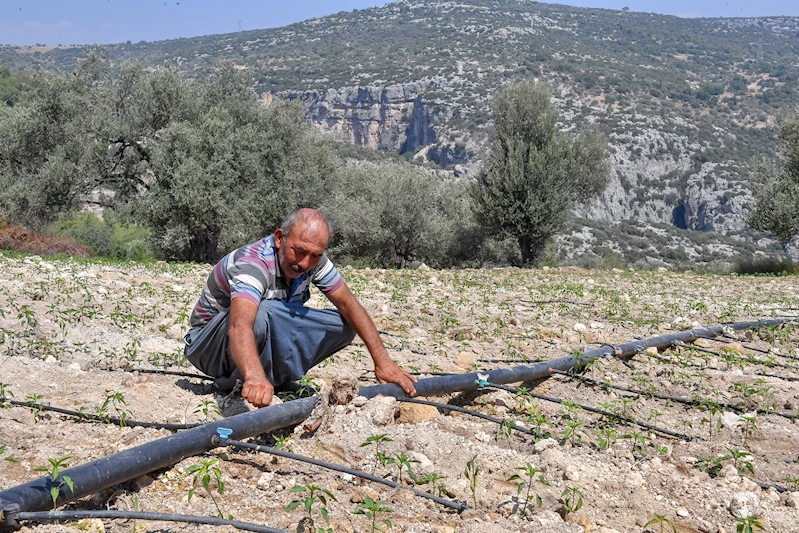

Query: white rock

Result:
[589,321,605,330]
[625,472,646,488]
[352,396,368,407]
[573,323,587,333]
[719,464,740,482]
[564,465,580,481]
[363,396,397,426]
[720,411,742,429]
[68,363,83,373]
[676,508,689,518]
[256,472,274,491]
[534,438,559,453]
[407,451,433,469]
[728,492,760,519]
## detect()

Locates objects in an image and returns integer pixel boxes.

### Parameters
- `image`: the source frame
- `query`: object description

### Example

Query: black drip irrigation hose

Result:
[1,397,200,430]
[214,437,468,512]
[644,352,799,383]
[0,396,320,515]
[753,480,793,494]
[707,335,799,362]
[549,369,798,420]
[8,510,287,533]
[130,368,214,380]
[674,341,799,372]
[397,397,537,437]
[484,383,694,441]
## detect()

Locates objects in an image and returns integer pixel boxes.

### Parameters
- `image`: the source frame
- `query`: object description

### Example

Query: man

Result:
[184,208,417,407]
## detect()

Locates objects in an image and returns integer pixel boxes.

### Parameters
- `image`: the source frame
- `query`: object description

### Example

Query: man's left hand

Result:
[375,360,417,397]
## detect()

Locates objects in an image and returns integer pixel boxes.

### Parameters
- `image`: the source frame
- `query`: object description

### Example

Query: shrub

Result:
[0,219,91,257]
[52,212,152,260]
[733,256,798,275]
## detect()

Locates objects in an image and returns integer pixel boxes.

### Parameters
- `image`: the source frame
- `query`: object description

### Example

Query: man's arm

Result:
[228,298,274,407]
[325,282,417,396]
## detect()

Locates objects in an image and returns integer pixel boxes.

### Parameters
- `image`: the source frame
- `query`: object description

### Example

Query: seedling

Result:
[33,456,75,508]
[271,434,293,451]
[463,454,480,508]
[495,418,514,441]
[194,399,221,422]
[734,516,765,533]
[0,382,15,408]
[416,472,448,497]
[95,391,131,426]
[596,428,618,451]
[186,458,230,519]
[360,434,394,474]
[560,486,584,514]
[0,445,18,463]
[784,475,799,491]
[644,514,676,533]
[697,398,722,440]
[353,496,393,532]
[286,483,337,533]
[393,453,420,484]
[562,419,585,447]
[525,409,552,439]
[507,463,550,517]
[623,430,648,456]
[740,413,758,446]
[25,393,43,422]
[724,447,755,476]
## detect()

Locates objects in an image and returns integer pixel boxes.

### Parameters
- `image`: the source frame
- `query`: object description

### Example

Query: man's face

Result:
[274,224,328,280]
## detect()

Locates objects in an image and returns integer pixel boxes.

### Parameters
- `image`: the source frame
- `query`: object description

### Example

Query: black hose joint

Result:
[0,502,20,526]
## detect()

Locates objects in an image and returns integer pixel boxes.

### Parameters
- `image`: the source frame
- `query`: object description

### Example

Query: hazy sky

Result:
[2,0,799,47]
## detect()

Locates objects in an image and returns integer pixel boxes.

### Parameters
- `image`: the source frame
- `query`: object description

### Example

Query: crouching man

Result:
[184,208,416,407]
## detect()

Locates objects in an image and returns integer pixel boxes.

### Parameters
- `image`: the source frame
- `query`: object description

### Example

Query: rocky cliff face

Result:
[276,83,472,168]
[279,83,437,153]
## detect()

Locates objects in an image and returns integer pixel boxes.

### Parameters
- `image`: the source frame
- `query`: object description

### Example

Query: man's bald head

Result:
[280,208,332,245]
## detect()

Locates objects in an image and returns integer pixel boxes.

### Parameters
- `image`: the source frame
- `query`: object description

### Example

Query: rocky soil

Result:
[1,253,798,533]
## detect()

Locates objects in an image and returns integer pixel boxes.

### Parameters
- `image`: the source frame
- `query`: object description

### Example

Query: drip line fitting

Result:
[213,436,468,512]
[6,509,287,533]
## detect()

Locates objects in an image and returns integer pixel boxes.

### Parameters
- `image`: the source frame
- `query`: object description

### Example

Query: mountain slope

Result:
[3,0,799,255]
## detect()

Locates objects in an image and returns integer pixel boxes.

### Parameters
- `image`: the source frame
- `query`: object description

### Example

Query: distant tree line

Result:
[0,51,613,267]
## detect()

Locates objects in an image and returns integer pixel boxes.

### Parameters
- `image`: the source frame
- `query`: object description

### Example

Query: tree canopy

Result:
[0,52,334,262]
[473,80,610,265]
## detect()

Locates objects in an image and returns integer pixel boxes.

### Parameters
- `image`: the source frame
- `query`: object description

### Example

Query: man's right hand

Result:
[241,377,274,408]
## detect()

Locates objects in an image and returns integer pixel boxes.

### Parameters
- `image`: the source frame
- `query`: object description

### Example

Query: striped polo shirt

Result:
[189,235,344,328]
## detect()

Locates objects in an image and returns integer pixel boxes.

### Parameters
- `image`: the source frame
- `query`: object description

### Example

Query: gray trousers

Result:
[184,299,356,392]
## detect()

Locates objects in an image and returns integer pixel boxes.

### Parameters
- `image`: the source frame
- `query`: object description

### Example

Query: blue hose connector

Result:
[216,427,233,440]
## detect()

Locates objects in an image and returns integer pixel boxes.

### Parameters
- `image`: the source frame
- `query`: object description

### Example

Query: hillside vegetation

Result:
[2,0,799,265]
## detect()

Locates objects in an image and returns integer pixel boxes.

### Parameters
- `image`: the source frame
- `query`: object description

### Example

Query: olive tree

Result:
[322,159,474,268]
[0,51,335,262]
[473,80,610,265]
[749,112,799,248]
